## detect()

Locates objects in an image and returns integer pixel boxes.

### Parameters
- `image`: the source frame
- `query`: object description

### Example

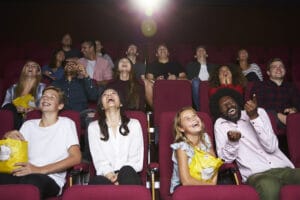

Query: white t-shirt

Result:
[20,117,79,193]
[86,60,96,78]
[198,63,209,81]
[88,118,144,176]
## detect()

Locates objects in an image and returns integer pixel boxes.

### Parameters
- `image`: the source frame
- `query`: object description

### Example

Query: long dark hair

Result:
[97,88,130,141]
[209,64,247,88]
[48,49,64,69]
[113,57,141,110]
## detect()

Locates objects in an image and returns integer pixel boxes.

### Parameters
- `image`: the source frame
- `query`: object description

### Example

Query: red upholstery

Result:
[87,111,149,185]
[280,185,300,200]
[0,110,14,138]
[172,185,259,200]
[158,111,213,200]
[62,185,151,200]
[199,81,210,114]
[153,80,192,126]
[244,81,254,101]
[286,113,300,167]
[125,111,149,185]
[0,184,40,200]
[26,109,82,137]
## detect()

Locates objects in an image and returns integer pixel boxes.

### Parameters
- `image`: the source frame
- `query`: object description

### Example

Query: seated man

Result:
[186,45,216,110]
[210,88,300,200]
[78,39,112,86]
[126,43,146,80]
[251,58,300,127]
[145,44,186,107]
[0,86,81,199]
[146,44,186,81]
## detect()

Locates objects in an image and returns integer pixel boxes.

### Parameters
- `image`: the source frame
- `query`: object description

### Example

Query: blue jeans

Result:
[192,78,200,111]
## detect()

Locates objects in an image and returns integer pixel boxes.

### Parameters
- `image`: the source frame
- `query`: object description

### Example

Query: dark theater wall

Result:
[0,1,299,46]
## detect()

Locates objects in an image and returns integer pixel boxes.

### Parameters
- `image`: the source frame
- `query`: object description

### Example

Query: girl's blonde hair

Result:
[15,60,42,98]
[173,106,208,148]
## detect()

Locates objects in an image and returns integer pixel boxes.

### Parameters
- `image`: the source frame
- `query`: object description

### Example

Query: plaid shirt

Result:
[251,79,300,113]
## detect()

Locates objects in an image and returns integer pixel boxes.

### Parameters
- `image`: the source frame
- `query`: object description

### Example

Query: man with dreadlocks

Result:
[209,88,300,200]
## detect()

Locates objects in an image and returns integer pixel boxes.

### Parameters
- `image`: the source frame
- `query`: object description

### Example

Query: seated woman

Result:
[170,107,220,193]
[107,57,146,111]
[1,60,46,129]
[42,49,65,83]
[88,88,144,185]
[208,64,247,97]
[237,48,263,82]
[0,86,81,199]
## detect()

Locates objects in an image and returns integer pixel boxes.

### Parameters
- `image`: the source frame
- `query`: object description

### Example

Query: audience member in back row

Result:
[42,49,65,83]
[78,39,112,86]
[0,86,81,199]
[236,48,263,82]
[251,58,300,127]
[210,88,300,200]
[51,60,99,123]
[60,33,81,60]
[126,44,146,80]
[95,40,114,69]
[186,45,217,110]
[107,57,146,111]
[145,44,187,107]
[1,60,46,129]
[146,44,187,81]
[208,64,247,97]
[88,88,144,185]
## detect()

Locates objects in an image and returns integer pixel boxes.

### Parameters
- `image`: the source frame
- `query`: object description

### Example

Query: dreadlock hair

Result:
[209,88,244,121]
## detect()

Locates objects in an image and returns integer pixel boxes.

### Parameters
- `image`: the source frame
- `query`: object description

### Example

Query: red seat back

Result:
[172,185,259,200]
[153,80,192,127]
[62,185,151,200]
[26,109,82,138]
[280,185,300,200]
[0,110,14,138]
[159,111,213,200]
[199,81,210,114]
[0,184,40,200]
[88,111,149,185]
[286,113,300,167]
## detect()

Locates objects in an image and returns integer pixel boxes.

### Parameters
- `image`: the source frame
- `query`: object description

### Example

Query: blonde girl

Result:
[170,107,218,193]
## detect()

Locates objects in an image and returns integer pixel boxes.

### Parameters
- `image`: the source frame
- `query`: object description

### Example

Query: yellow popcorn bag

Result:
[12,94,35,109]
[189,147,223,182]
[0,138,28,173]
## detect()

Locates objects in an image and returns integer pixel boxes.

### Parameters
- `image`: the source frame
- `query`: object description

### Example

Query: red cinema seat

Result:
[62,185,151,200]
[172,185,259,200]
[0,184,40,200]
[280,185,300,200]
[286,113,300,167]
[0,110,14,138]
[153,80,192,127]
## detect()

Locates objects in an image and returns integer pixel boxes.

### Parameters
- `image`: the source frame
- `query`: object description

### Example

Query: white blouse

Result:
[88,118,144,176]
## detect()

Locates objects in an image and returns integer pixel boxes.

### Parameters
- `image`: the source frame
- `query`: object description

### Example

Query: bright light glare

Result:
[132,0,166,16]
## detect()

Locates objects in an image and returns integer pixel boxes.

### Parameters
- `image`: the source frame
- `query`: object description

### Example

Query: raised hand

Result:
[227,130,241,142]
[244,94,258,119]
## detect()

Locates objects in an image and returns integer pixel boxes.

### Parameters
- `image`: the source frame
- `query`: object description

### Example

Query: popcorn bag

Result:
[0,138,28,173]
[12,94,35,109]
[189,147,223,182]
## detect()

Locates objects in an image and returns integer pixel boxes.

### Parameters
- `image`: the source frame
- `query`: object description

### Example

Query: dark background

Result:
[1,0,299,46]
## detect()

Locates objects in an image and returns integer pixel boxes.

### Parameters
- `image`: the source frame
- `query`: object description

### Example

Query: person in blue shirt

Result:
[52,60,99,113]
[42,49,65,83]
